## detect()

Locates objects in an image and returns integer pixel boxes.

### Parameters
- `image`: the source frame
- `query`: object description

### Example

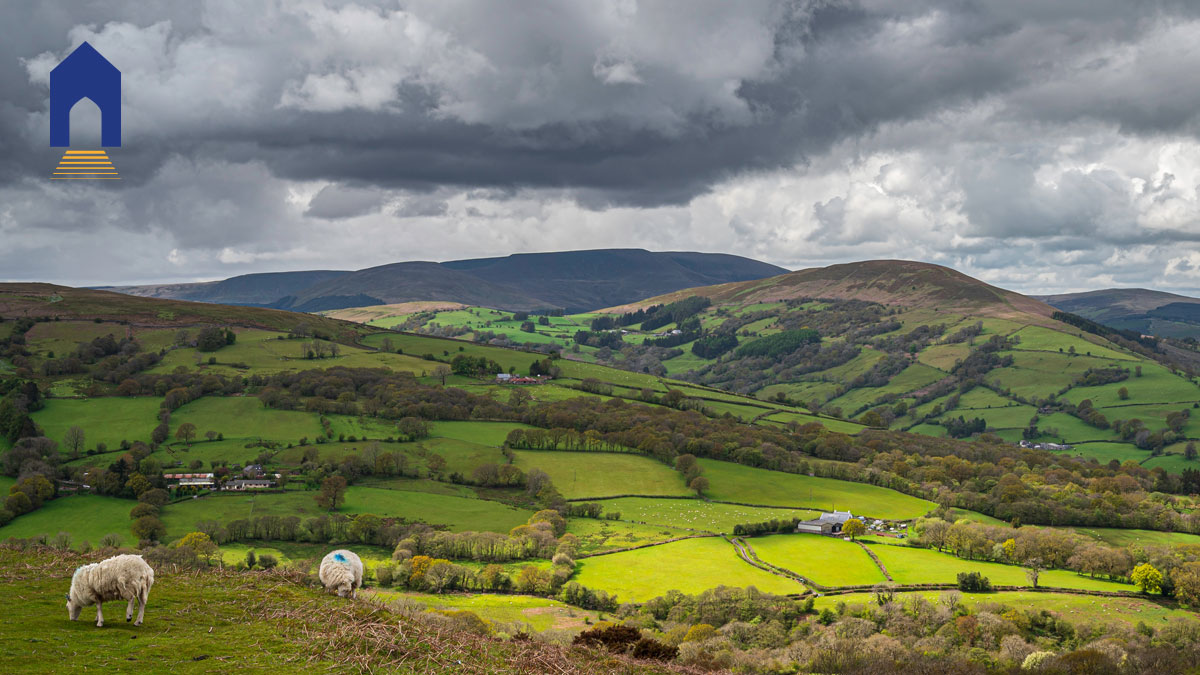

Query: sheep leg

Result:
[95,600,104,627]
[135,587,148,626]
[126,596,136,622]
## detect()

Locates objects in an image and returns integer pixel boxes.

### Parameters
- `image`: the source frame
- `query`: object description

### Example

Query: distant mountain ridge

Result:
[1037,288,1200,338]
[105,249,788,313]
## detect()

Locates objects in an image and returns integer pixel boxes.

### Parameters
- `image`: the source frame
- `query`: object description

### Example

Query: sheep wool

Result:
[319,549,363,598]
[66,554,155,627]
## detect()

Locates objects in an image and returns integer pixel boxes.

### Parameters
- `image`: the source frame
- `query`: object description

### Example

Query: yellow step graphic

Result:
[51,150,119,179]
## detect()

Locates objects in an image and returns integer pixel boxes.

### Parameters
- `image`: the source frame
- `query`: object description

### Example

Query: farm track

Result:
[855,541,893,581]
[731,537,815,593]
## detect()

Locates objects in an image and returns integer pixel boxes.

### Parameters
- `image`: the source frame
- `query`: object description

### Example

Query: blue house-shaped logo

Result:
[50,41,121,147]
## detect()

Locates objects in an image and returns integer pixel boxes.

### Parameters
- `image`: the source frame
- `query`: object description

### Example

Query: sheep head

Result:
[66,594,81,621]
[335,583,353,598]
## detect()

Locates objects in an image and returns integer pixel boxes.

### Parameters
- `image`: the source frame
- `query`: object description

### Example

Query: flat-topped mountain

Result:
[106,249,787,313]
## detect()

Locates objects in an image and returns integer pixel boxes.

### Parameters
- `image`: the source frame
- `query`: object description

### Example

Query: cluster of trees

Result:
[196,326,236,352]
[450,354,503,377]
[733,329,820,359]
[673,453,709,496]
[942,415,987,439]
[690,333,738,358]
[572,329,624,349]
[1075,366,1129,387]
[637,296,711,332]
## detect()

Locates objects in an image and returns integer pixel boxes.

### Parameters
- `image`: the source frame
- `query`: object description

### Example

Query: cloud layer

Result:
[2,1,1200,295]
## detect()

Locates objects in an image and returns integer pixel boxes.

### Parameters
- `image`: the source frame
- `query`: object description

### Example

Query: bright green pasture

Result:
[566,518,693,554]
[0,494,133,547]
[217,541,394,569]
[1095,403,1200,437]
[597,497,819,533]
[1051,442,1146,466]
[170,396,323,443]
[698,459,936,519]
[1143,452,1200,474]
[812,591,1196,626]
[512,451,690,499]
[1010,325,1135,361]
[572,537,803,602]
[372,590,601,632]
[750,534,885,587]
[33,397,161,451]
[1067,362,1200,408]
[987,352,1116,401]
[1034,413,1118,443]
[430,420,533,446]
[866,543,1131,591]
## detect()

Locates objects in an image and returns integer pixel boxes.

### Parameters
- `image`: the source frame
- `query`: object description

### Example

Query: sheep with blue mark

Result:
[66,554,155,627]
[319,549,363,598]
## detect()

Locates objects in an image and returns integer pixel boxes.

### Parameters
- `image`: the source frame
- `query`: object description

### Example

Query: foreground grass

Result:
[0,546,672,674]
[572,537,803,602]
[698,459,936,519]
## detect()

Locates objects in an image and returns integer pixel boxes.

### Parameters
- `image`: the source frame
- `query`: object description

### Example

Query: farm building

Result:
[164,473,215,488]
[225,479,274,491]
[796,510,856,535]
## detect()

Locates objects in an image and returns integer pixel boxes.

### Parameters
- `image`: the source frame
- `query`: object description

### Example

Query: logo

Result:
[49,41,121,180]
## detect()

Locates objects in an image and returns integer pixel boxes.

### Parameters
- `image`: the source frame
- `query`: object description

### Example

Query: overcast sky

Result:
[3,1,1200,296]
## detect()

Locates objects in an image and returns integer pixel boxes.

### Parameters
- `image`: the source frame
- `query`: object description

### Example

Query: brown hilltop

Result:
[603,259,1056,321]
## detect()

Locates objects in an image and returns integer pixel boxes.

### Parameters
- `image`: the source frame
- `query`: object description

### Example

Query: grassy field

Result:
[572,537,804,602]
[170,396,324,443]
[429,420,534,446]
[698,459,936,519]
[162,488,532,537]
[32,397,162,451]
[1072,527,1200,548]
[750,534,886,587]
[866,543,1131,591]
[566,518,694,554]
[0,494,134,547]
[758,410,866,435]
[1010,325,1135,361]
[512,451,691,499]
[371,590,602,632]
[596,497,819,533]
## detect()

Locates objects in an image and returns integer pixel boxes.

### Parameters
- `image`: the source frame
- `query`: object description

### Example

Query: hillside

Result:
[0,283,358,339]
[106,249,787,314]
[608,260,1055,320]
[1039,288,1200,339]
[335,259,1200,470]
[0,545,672,674]
[102,270,349,306]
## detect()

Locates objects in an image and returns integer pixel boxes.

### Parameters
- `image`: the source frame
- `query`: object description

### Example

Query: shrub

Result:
[99,533,123,548]
[573,624,642,653]
[957,571,992,592]
[258,554,279,570]
[130,503,159,519]
[376,565,395,587]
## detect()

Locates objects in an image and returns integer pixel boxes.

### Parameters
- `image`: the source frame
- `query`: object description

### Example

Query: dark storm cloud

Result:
[2,0,1200,293]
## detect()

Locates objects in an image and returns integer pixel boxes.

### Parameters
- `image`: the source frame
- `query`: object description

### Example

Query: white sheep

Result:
[319,549,363,598]
[66,554,155,627]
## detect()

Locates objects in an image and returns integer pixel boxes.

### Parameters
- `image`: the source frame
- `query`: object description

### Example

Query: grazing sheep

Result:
[66,554,155,627]
[319,549,363,598]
